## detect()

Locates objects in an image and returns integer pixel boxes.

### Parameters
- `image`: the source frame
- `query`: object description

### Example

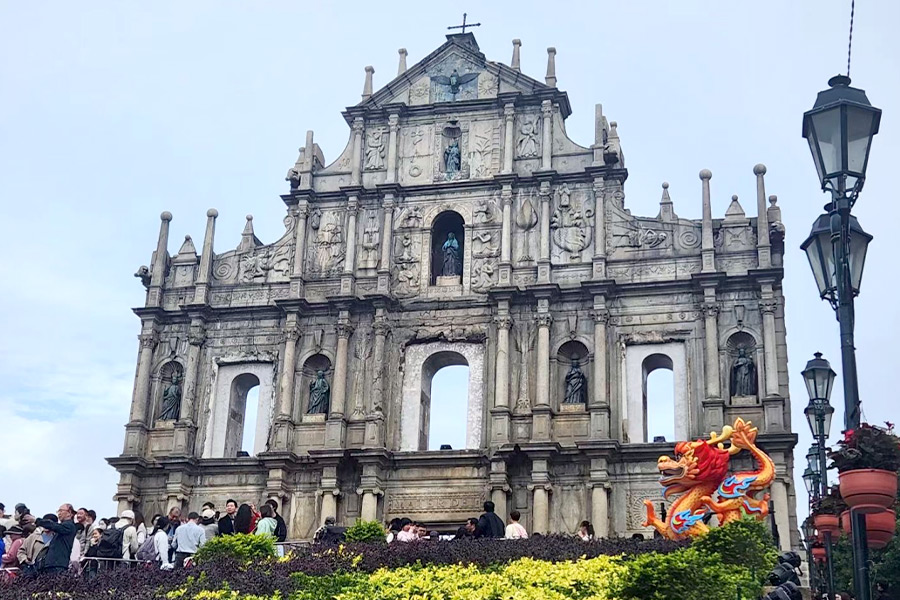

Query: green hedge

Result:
[193,533,277,564]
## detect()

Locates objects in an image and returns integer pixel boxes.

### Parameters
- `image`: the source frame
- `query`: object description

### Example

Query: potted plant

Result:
[813,486,844,540]
[842,508,897,549]
[829,422,900,514]
[811,543,827,562]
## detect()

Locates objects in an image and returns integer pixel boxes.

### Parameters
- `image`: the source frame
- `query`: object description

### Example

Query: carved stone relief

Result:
[550,184,594,261]
[309,211,345,275]
[409,78,430,106]
[516,114,541,158]
[471,258,497,293]
[400,125,431,183]
[469,121,498,179]
[513,321,535,412]
[393,233,420,297]
[360,210,380,269]
[351,329,373,417]
[625,489,665,530]
[514,187,539,263]
[614,220,669,249]
[364,128,387,170]
[239,249,270,283]
[472,231,499,257]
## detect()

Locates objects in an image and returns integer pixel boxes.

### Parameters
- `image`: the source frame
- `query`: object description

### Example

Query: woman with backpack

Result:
[137,516,172,570]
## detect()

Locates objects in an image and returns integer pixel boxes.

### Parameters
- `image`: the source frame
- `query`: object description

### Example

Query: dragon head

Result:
[656,428,734,499]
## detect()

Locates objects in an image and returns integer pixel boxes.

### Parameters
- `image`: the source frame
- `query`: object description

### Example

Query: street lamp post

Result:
[802,75,881,600]
[803,352,838,600]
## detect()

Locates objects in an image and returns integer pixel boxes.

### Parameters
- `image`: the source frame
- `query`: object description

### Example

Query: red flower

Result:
[843,429,855,442]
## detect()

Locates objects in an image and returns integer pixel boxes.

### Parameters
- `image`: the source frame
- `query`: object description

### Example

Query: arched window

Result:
[431,211,464,285]
[427,364,469,450]
[224,373,260,457]
[642,354,674,443]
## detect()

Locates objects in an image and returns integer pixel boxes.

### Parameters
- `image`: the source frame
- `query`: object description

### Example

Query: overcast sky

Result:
[1,1,897,525]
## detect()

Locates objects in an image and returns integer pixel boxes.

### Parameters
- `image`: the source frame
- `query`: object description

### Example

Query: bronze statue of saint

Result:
[730,349,758,397]
[158,370,183,421]
[308,370,331,414]
[441,232,461,276]
[564,359,587,404]
[444,140,461,174]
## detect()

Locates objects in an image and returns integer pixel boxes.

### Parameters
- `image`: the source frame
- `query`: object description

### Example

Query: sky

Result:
[1,1,897,524]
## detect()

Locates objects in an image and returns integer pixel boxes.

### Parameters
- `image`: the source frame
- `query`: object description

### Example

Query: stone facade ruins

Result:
[110,33,799,547]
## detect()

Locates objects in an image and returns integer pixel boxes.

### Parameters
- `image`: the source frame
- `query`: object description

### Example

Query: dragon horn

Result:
[707,425,733,447]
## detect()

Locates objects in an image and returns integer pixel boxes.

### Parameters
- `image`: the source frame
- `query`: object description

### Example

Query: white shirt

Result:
[153,530,172,570]
[505,522,528,539]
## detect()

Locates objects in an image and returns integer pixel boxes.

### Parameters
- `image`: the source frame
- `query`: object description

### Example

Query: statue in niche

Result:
[563,359,587,404]
[365,129,386,170]
[308,370,331,414]
[158,370,183,421]
[516,115,540,158]
[730,349,758,397]
[441,232,461,276]
[444,139,461,175]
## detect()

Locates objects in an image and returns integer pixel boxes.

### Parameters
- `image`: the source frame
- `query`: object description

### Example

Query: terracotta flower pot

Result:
[838,508,896,550]
[812,546,827,562]
[814,513,840,536]
[839,469,898,514]
[865,509,896,550]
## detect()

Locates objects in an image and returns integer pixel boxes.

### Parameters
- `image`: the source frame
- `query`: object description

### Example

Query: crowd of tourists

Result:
[0,498,287,577]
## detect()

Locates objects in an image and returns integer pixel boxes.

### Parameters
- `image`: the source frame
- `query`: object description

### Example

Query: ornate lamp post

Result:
[801,75,881,600]
[802,353,837,600]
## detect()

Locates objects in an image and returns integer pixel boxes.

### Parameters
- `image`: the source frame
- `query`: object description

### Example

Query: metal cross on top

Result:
[447,13,480,34]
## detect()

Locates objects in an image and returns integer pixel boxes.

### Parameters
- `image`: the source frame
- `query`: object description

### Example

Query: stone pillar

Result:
[129,331,157,424]
[326,314,353,448]
[320,464,340,524]
[532,306,552,442]
[492,305,512,444]
[590,300,610,438]
[753,164,772,269]
[291,202,309,279]
[502,104,515,174]
[591,179,606,279]
[537,181,551,284]
[173,320,205,455]
[343,197,358,275]
[771,477,791,552]
[192,208,218,305]
[540,100,552,170]
[532,486,549,534]
[760,293,780,398]
[491,488,508,521]
[147,211,172,308]
[591,485,609,538]
[700,169,715,273]
[350,118,364,186]
[365,310,388,447]
[320,490,338,525]
[360,490,379,522]
[703,297,721,401]
[276,314,301,419]
[378,195,395,294]
[386,113,400,184]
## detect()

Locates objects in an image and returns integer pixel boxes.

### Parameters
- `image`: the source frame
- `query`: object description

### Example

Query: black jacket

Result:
[273,514,287,542]
[37,518,76,570]
[476,511,505,538]
[218,514,236,535]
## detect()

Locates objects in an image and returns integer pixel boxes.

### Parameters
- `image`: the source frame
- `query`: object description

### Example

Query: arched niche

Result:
[623,343,688,443]
[400,341,484,451]
[297,353,333,416]
[555,339,590,407]
[725,331,760,402]
[155,361,184,423]
[642,354,675,443]
[430,211,464,285]
[203,362,275,458]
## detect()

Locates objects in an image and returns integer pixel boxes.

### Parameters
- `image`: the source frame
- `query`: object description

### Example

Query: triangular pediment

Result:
[359,33,552,110]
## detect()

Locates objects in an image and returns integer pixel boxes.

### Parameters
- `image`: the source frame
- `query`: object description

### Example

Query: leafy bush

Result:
[343,519,386,543]
[692,517,778,581]
[193,533,277,564]
[829,422,900,472]
[616,546,760,600]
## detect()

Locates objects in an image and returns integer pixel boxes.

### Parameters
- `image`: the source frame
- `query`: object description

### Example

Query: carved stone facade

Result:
[111,33,798,549]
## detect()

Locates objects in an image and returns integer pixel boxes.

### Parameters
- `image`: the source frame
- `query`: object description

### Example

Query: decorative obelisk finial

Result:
[511,39,522,71]
[361,66,374,101]
[545,47,557,87]
[397,48,408,75]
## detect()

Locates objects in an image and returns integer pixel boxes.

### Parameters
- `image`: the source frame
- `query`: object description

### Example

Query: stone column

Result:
[700,169,715,273]
[350,118,364,185]
[537,181,551,284]
[502,104,515,174]
[590,301,609,438]
[491,488,508,521]
[540,100,552,170]
[173,320,205,455]
[192,208,218,305]
[493,309,512,445]
[760,294,780,397]
[129,331,157,424]
[365,310,388,447]
[291,202,309,279]
[532,307,552,442]
[320,490,339,525]
[500,187,512,262]
[770,477,791,552]
[326,314,353,448]
[591,485,609,538]
[703,299,721,401]
[377,195,395,294]
[386,113,400,183]
[276,314,301,419]
[147,211,172,308]
[320,464,340,524]
[343,197,359,275]
[360,490,379,522]
[591,179,606,279]
[754,164,772,269]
